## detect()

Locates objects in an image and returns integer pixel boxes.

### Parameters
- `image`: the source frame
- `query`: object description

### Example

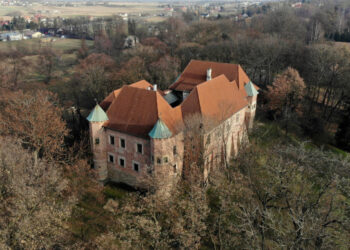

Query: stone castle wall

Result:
[105,129,151,187]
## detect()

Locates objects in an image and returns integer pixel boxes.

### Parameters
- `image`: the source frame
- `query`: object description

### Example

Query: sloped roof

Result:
[169,60,252,94]
[149,119,172,139]
[87,104,109,122]
[103,85,182,137]
[100,80,154,110]
[244,81,259,96]
[100,61,256,138]
[181,75,248,121]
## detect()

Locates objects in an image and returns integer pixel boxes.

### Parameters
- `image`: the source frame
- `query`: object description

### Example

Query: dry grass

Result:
[0,2,162,18]
[0,38,93,53]
[334,41,350,52]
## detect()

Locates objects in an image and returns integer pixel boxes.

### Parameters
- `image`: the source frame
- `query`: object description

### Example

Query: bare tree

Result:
[0,90,67,162]
[267,67,306,134]
[0,137,75,249]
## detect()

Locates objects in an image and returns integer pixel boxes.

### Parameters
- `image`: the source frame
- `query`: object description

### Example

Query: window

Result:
[133,162,140,172]
[173,146,177,155]
[118,157,125,167]
[173,164,177,173]
[120,138,126,149]
[109,135,115,145]
[164,157,168,163]
[136,143,143,154]
[151,155,154,163]
[95,138,100,144]
[157,157,161,164]
[108,154,114,163]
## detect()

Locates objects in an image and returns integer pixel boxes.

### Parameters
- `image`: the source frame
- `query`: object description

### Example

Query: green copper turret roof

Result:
[148,119,172,139]
[244,81,259,97]
[87,104,109,122]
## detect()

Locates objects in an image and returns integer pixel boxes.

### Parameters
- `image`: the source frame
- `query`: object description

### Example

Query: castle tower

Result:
[87,104,109,182]
[149,118,180,192]
[244,81,259,130]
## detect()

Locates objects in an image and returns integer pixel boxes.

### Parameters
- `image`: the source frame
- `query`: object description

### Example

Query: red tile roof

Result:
[100,80,154,110]
[103,84,182,137]
[100,60,256,138]
[169,60,252,95]
[181,75,248,121]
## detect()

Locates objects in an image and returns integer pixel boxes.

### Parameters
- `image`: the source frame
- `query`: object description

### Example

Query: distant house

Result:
[0,32,23,41]
[124,35,139,49]
[292,2,302,8]
[32,32,42,38]
[23,30,43,39]
[200,13,210,19]
[87,60,259,188]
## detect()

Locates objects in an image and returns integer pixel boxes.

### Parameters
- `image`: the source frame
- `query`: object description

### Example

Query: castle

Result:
[87,60,258,187]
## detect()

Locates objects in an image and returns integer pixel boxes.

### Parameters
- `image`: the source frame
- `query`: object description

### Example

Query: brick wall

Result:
[104,129,151,187]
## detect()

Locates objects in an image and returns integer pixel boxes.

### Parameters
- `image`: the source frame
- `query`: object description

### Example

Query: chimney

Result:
[153,84,157,91]
[206,68,212,81]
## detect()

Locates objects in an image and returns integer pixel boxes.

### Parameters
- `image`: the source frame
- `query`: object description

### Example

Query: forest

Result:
[0,0,350,249]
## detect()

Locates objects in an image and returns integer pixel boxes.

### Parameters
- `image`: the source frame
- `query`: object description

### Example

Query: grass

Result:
[252,120,349,157]
[0,38,93,53]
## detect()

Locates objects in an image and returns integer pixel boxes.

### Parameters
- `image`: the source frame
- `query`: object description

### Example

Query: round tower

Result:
[87,104,109,182]
[149,118,179,192]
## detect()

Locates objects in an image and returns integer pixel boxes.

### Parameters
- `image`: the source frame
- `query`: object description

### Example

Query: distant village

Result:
[0,0,296,43]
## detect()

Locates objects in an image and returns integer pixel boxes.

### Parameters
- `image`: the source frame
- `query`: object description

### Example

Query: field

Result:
[334,41,350,51]
[0,2,163,19]
[0,38,93,53]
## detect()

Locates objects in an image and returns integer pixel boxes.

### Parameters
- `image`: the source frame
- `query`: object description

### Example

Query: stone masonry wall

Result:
[90,122,108,181]
[151,132,184,183]
[202,107,248,179]
[105,129,151,187]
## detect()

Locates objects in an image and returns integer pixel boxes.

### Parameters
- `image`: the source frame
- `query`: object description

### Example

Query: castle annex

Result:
[87,60,259,187]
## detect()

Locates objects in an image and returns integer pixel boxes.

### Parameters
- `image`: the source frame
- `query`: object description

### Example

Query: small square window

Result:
[133,162,139,172]
[109,135,115,145]
[119,157,125,167]
[157,157,161,164]
[108,154,114,163]
[136,143,143,154]
[95,138,100,144]
[120,138,126,148]
[164,157,168,163]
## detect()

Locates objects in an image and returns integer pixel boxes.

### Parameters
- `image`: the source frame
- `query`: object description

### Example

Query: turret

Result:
[149,118,182,194]
[244,81,259,129]
[87,104,109,182]
[149,118,173,169]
